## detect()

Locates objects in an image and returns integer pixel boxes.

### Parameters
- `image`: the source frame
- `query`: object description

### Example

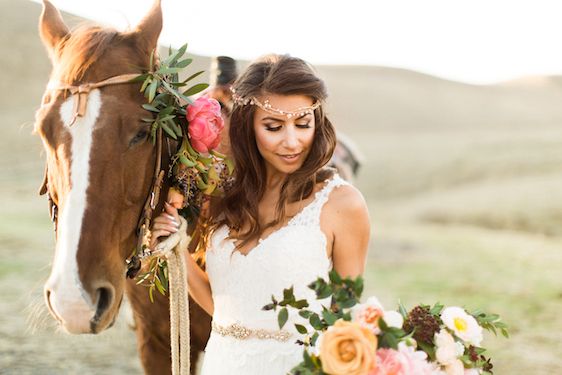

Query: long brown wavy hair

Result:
[205,54,337,251]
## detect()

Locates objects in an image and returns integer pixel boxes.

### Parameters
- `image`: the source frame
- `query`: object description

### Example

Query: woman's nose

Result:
[282,126,299,149]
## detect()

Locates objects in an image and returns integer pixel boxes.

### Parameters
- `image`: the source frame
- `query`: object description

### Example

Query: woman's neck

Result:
[265,166,288,192]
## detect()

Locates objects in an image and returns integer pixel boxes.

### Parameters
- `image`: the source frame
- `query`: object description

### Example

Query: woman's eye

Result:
[129,128,149,146]
[265,125,282,132]
[296,123,311,128]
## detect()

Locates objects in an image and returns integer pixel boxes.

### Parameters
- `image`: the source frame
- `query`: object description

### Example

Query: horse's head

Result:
[35,0,164,334]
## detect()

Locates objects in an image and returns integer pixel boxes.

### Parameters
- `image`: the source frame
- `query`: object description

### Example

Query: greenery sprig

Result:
[131,44,232,301]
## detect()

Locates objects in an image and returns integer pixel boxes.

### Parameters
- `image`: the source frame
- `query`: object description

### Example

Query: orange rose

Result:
[320,319,378,375]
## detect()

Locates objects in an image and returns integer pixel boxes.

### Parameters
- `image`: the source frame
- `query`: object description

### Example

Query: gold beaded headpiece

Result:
[230,87,321,119]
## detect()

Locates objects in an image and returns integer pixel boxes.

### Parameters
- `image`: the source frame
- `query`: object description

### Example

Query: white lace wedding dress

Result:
[199,173,350,375]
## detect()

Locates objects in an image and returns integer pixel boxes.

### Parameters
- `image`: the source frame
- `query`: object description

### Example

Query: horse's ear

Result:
[39,0,70,60]
[134,0,163,55]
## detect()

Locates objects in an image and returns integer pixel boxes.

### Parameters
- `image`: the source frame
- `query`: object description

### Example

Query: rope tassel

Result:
[153,217,192,375]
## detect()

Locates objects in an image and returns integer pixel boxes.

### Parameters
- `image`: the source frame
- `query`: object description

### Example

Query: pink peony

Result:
[372,349,404,375]
[398,343,434,375]
[371,343,434,375]
[186,96,224,153]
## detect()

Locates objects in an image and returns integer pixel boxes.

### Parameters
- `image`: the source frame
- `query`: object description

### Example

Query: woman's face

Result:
[253,94,316,176]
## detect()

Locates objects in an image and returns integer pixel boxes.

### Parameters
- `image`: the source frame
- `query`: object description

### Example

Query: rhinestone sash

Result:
[212,321,293,342]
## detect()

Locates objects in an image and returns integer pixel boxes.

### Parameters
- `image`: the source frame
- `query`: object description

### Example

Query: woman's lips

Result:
[278,152,302,164]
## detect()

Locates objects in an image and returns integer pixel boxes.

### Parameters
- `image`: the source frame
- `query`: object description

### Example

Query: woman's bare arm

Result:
[325,185,371,279]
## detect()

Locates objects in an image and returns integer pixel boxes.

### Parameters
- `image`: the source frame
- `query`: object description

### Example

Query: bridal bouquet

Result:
[264,271,508,375]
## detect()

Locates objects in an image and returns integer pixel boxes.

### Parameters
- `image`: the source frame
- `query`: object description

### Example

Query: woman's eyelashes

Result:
[265,124,282,132]
[264,122,311,132]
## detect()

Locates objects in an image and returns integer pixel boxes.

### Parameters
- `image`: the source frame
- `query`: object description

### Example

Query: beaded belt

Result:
[212,321,293,342]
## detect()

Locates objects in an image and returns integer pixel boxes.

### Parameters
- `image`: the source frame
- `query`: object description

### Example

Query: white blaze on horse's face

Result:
[44,89,103,334]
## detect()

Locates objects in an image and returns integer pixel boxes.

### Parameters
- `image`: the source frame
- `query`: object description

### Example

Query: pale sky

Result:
[32,0,562,85]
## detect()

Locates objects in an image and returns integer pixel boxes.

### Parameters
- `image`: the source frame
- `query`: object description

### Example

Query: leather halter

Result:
[39,73,166,279]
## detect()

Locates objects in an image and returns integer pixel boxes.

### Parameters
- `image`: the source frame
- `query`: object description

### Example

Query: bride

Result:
[151,54,371,374]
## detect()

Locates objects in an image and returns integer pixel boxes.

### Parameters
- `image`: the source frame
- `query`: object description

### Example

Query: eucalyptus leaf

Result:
[140,77,152,93]
[149,285,155,303]
[309,313,323,330]
[154,275,165,295]
[294,324,308,334]
[142,103,159,112]
[278,307,289,329]
[161,121,177,140]
[148,79,158,103]
[157,66,184,75]
[310,331,319,346]
[183,83,210,97]
[322,309,337,325]
[329,270,342,284]
[159,106,175,116]
[158,115,176,122]
[183,70,205,83]
[175,58,193,68]
[129,73,149,83]
[168,119,182,137]
[179,155,196,167]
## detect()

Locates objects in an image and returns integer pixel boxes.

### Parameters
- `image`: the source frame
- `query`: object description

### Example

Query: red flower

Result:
[186,96,224,153]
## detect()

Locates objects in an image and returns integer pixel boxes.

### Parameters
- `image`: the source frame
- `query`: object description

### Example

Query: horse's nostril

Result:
[44,287,62,324]
[96,286,114,315]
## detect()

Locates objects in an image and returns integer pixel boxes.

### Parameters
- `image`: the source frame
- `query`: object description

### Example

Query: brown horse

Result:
[35,0,210,373]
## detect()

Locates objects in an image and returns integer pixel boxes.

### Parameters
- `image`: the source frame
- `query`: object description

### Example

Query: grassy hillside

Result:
[1,0,561,373]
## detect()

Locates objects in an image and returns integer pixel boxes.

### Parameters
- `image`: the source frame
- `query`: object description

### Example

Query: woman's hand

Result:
[149,201,181,250]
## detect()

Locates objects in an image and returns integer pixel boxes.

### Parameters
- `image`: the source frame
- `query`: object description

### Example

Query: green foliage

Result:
[471,309,510,338]
[133,44,233,297]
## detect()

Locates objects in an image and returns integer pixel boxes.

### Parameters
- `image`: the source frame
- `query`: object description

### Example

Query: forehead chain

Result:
[230,88,321,119]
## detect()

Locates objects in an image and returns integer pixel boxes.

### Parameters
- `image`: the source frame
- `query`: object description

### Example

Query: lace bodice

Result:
[200,173,350,374]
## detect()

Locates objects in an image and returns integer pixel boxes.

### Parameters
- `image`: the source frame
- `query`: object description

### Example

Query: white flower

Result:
[464,369,481,375]
[364,296,384,310]
[435,330,462,366]
[383,310,404,328]
[441,307,483,346]
[444,359,465,375]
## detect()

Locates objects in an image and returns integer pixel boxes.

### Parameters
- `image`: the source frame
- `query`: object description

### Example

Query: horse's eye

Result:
[129,128,149,147]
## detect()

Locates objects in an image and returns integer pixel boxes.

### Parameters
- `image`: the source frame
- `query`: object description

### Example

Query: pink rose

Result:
[397,343,434,375]
[186,96,224,153]
[372,349,404,375]
[371,344,434,375]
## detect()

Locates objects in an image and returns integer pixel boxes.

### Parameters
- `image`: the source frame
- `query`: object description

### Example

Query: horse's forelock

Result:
[53,25,123,85]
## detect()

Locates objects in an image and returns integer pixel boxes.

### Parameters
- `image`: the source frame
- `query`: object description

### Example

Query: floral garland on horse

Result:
[131,44,232,299]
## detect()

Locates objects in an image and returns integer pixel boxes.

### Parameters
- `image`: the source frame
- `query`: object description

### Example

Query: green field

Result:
[1,0,561,373]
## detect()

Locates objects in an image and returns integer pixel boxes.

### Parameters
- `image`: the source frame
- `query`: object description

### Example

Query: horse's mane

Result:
[53,24,121,84]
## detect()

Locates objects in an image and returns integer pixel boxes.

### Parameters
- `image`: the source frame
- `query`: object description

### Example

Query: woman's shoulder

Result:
[322,177,370,255]
[328,179,367,213]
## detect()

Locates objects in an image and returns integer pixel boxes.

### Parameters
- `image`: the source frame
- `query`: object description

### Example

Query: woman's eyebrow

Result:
[261,116,284,123]
[262,113,311,122]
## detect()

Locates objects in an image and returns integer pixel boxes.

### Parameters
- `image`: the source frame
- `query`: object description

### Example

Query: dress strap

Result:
[289,173,350,228]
